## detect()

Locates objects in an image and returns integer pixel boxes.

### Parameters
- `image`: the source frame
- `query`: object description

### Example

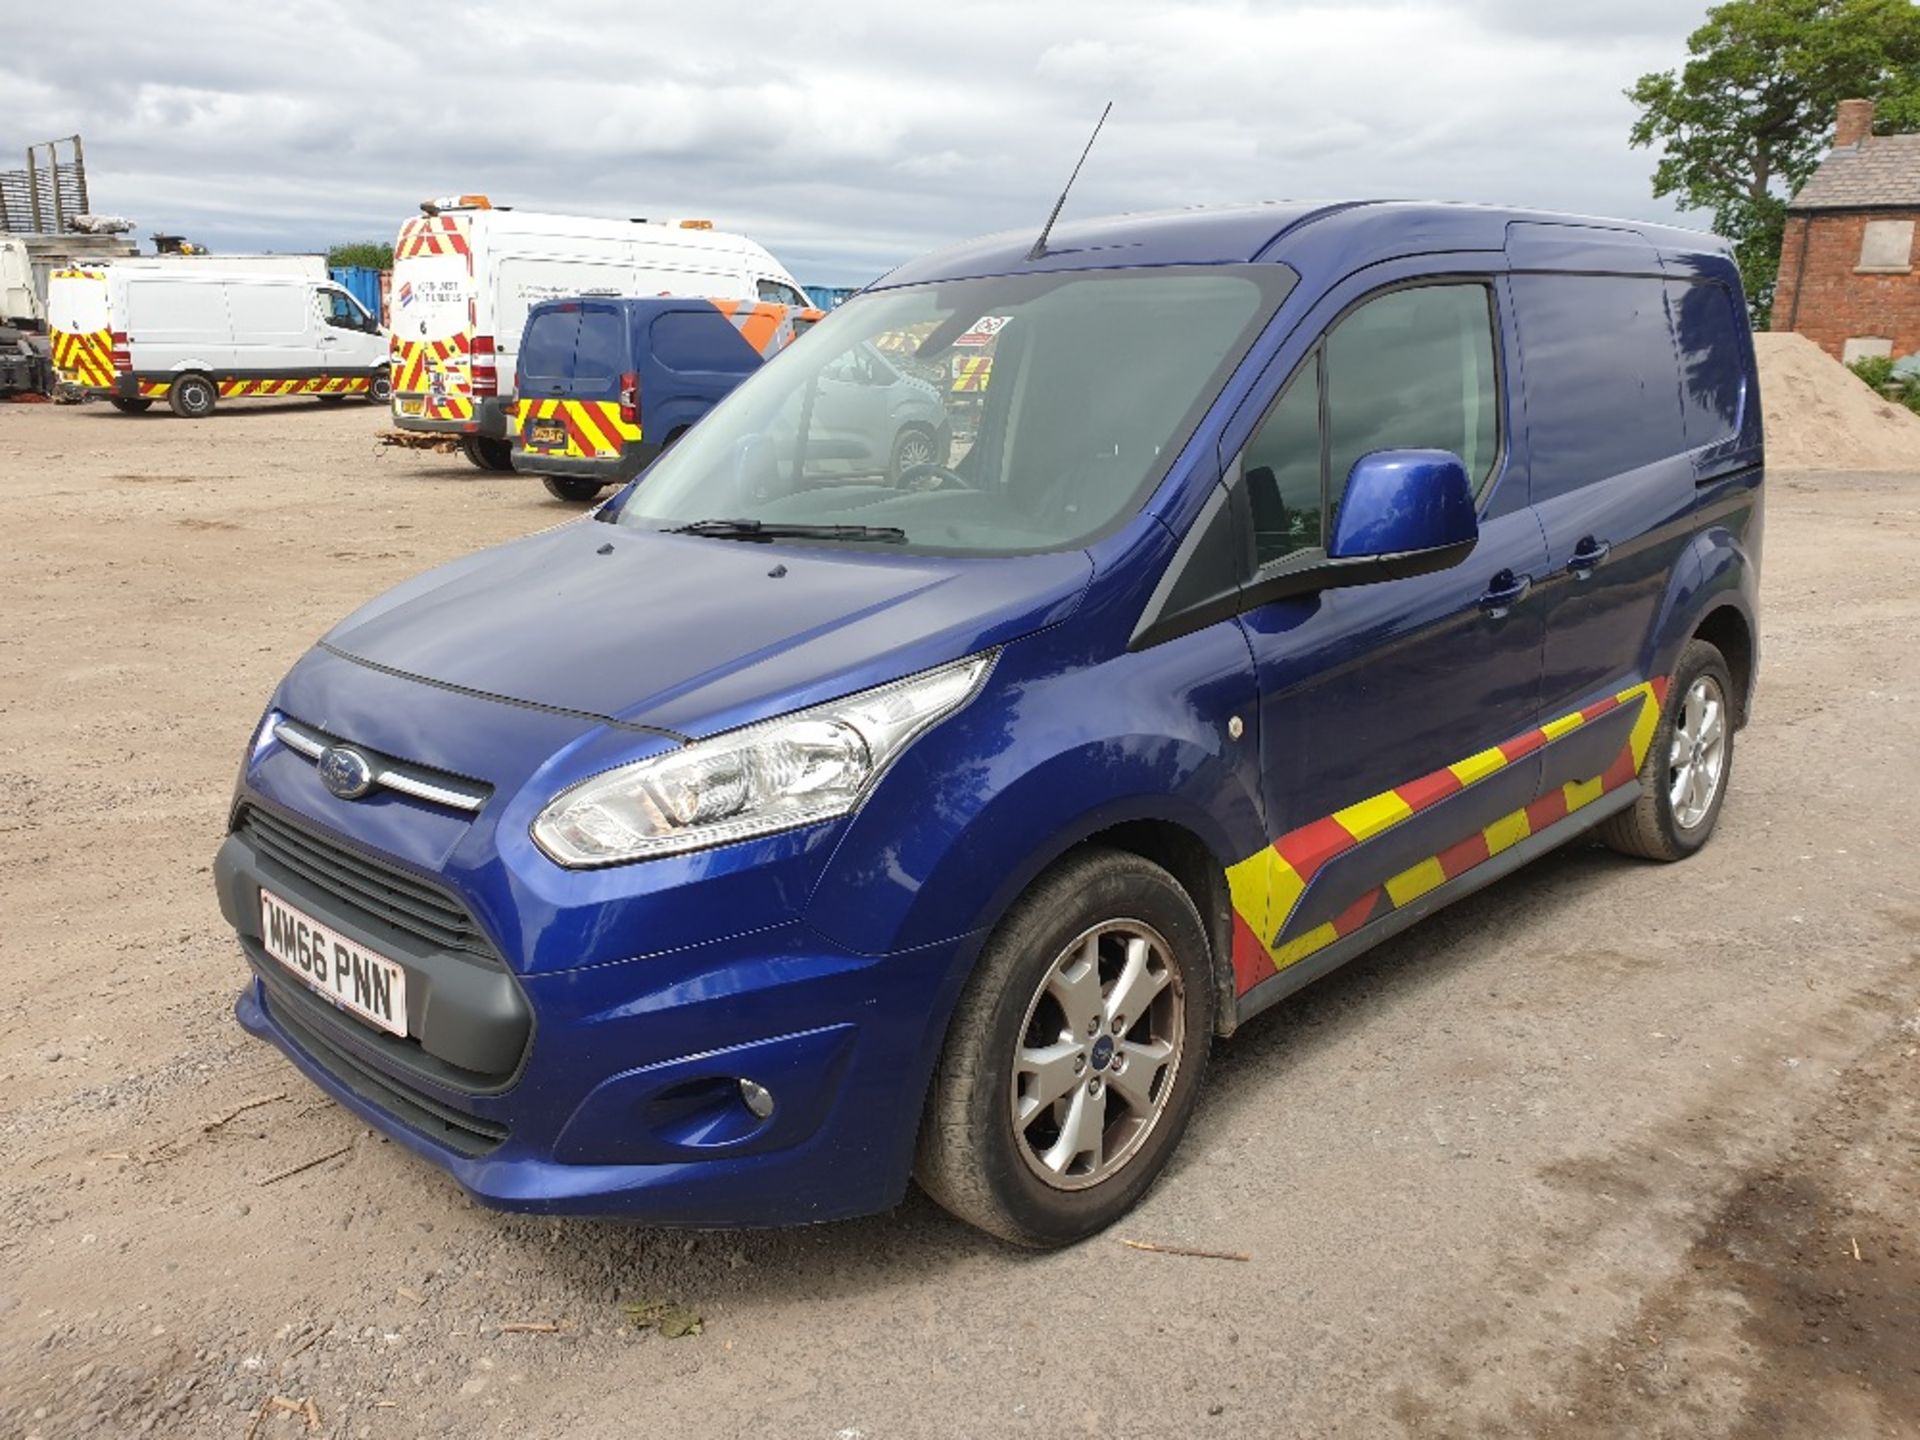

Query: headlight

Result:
[532,652,996,867]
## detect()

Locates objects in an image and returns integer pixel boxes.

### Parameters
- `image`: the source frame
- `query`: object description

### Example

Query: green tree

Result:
[1628,0,1920,325]
[326,240,394,270]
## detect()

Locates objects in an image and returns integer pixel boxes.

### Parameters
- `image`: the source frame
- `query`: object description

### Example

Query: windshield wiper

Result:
[664,518,908,544]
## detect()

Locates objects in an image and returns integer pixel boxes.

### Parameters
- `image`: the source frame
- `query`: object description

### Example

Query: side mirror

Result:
[1242,449,1479,607]
[1326,448,1478,577]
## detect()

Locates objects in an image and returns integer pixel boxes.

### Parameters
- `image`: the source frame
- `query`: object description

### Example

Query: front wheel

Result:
[109,397,153,414]
[167,374,217,419]
[887,425,941,485]
[915,847,1213,1248]
[542,476,607,503]
[1598,639,1735,861]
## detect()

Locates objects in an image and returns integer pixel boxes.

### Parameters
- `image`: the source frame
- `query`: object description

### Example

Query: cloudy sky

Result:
[3,0,1711,286]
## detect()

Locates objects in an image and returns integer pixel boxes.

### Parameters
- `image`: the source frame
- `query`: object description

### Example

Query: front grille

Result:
[267,985,508,1158]
[239,805,491,958]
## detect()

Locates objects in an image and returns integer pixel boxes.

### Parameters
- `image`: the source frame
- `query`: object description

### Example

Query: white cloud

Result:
[0,0,1713,285]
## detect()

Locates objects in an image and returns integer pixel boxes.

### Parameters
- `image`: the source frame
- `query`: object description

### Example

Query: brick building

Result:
[1773,99,1920,363]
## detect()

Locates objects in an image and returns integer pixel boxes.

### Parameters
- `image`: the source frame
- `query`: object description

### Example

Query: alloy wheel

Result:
[1668,674,1727,829]
[1009,920,1185,1191]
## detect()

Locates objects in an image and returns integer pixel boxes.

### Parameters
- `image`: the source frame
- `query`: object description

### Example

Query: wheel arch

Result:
[1691,603,1755,728]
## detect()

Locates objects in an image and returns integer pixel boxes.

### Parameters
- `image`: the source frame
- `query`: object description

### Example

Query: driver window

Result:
[323,289,365,330]
[1242,353,1324,566]
[757,279,806,308]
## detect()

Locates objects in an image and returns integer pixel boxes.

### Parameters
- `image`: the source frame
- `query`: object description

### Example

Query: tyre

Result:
[109,397,154,414]
[888,425,940,484]
[915,847,1214,1247]
[366,372,392,403]
[460,435,513,472]
[1598,639,1735,861]
[167,374,217,419]
[542,476,607,503]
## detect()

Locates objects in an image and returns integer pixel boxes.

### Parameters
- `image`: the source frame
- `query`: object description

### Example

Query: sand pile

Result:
[1756,331,1920,470]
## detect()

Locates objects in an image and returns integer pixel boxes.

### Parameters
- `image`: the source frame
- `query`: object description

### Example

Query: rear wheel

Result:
[1598,639,1734,861]
[109,397,153,414]
[460,435,513,472]
[167,374,216,419]
[915,847,1213,1247]
[542,476,607,503]
[366,372,392,403]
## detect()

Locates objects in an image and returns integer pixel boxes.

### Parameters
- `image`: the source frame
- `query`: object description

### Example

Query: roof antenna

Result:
[1028,101,1112,262]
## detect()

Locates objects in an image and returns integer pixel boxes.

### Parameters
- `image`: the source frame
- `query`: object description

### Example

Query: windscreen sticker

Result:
[953,314,1011,347]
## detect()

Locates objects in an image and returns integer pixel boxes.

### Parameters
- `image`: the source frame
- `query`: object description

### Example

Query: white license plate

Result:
[397,397,423,416]
[259,888,409,1037]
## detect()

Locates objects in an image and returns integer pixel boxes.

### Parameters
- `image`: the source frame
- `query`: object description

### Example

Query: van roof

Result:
[875,200,1731,289]
[449,208,765,253]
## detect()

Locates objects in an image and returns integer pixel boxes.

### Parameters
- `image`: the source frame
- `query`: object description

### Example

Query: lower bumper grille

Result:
[265,983,508,1158]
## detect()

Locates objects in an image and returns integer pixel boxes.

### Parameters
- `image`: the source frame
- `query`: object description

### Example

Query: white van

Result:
[46,267,388,418]
[387,197,810,468]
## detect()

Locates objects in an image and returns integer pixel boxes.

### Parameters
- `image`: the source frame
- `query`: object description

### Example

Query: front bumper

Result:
[218,818,973,1225]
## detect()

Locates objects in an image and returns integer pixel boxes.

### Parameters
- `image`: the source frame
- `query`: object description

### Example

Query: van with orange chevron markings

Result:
[388,197,808,474]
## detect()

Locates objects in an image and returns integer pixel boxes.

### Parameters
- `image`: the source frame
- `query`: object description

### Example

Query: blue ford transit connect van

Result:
[216,202,1761,1247]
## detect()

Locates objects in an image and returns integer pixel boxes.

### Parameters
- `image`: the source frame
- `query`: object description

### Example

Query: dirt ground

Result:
[1,397,1917,1440]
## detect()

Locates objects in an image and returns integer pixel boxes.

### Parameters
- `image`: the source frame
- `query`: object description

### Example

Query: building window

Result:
[1857,219,1915,273]
[1842,337,1895,364]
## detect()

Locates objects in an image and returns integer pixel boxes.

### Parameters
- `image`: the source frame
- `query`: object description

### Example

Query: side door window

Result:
[757,279,807,308]
[1242,282,1500,571]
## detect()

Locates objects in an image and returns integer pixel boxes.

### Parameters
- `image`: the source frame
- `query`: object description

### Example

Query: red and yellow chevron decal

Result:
[951,356,992,392]
[390,332,471,397]
[394,214,472,260]
[216,376,371,398]
[516,397,642,458]
[1226,679,1668,993]
[137,380,172,398]
[50,327,115,388]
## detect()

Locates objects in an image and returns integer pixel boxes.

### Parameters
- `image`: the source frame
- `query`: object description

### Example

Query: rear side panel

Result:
[390,214,476,429]
[47,269,115,390]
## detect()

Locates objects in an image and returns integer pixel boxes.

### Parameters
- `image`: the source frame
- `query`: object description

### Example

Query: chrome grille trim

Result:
[273,715,490,813]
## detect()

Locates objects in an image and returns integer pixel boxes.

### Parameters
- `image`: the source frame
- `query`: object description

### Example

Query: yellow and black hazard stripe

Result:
[1224,679,1667,993]
[50,327,116,388]
[951,356,992,393]
[514,398,642,459]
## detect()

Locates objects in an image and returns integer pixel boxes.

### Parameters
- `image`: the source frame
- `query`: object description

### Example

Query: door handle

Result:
[1566,538,1611,578]
[1479,570,1533,619]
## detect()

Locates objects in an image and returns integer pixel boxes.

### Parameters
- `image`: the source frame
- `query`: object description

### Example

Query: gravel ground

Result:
[1,397,1917,1440]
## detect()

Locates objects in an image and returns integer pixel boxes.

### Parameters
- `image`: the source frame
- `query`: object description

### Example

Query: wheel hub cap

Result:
[1009,919,1185,1191]
[1668,674,1728,830]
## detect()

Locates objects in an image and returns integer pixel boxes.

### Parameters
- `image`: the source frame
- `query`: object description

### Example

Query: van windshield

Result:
[613,266,1292,554]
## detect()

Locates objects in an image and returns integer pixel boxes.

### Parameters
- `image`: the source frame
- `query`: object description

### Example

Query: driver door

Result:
[1230,268,1550,976]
